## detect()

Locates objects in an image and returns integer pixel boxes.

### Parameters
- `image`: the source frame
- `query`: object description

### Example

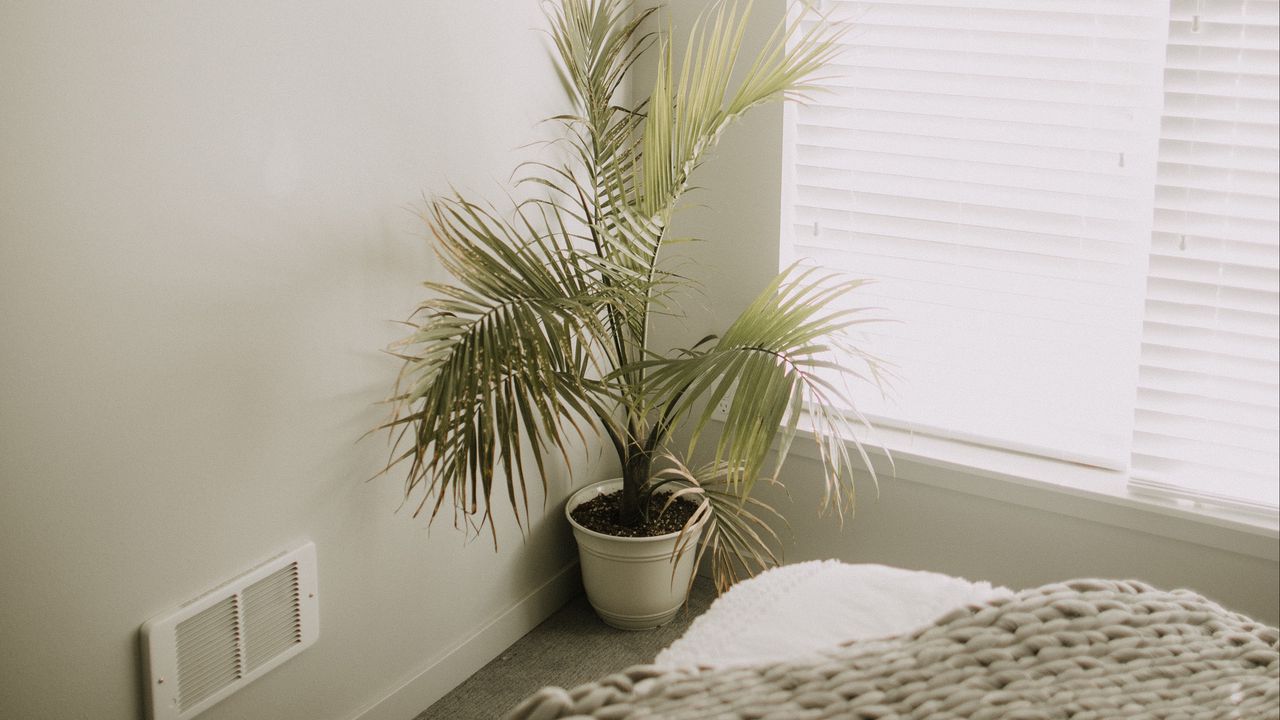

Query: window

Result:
[1130,0,1280,511]
[785,0,1279,512]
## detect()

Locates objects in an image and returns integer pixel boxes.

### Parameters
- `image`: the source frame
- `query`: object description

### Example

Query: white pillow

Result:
[655,561,1011,669]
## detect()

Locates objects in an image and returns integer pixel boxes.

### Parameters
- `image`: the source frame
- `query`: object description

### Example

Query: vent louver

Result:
[175,596,241,710]
[141,543,318,720]
[242,563,301,671]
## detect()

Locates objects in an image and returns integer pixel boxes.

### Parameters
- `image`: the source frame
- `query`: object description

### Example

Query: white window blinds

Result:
[784,1,1171,467]
[1129,0,1280,511]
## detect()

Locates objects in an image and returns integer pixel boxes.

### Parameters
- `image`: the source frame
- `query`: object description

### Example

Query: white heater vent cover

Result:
[141,542,319,720]
[174,596,240,710]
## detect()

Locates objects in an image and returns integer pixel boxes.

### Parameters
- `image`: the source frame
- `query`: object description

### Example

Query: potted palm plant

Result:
[380,0,884,629]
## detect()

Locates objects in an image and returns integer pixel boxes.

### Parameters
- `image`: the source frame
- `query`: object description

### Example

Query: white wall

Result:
[0,3,601,719]
[647,0,1280,625]
[748,457,1280,624]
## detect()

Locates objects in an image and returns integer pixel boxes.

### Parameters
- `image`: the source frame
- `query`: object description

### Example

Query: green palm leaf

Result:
[649,455,788,593]
[381,0,880,587]
[643,265,887,519]
[380,194,619,537]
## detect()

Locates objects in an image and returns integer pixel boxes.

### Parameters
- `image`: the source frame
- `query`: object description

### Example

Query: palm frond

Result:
[381,194,622,538]
[644,265,886,517]
[649,455,788,593]
[638,0,843,223]
[381,0,882,567]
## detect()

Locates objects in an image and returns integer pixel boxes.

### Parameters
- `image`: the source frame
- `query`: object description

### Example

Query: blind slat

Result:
[1134,0,1280,510]
[787,0,1166,467]
[787,1,1278,509]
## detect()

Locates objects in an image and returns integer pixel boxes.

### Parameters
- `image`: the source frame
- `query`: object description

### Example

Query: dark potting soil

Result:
[570,490,699,538]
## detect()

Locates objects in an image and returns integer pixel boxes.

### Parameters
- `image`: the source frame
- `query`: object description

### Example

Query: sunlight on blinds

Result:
[784,0,1171,467]
[1129,0,1280,511]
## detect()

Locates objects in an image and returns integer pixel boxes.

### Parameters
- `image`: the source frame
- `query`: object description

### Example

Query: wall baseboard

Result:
[349,561,582,720]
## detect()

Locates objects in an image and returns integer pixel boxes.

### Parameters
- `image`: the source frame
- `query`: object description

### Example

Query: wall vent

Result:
[141,542,319,720]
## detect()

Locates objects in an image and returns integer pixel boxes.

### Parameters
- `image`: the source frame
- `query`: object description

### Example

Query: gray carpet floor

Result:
[415,578,716,720]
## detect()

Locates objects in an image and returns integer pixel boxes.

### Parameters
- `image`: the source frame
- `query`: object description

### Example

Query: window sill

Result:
[778,420,1279,562]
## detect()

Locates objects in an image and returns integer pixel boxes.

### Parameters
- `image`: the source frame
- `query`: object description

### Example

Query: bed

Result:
[506,562,1280,719]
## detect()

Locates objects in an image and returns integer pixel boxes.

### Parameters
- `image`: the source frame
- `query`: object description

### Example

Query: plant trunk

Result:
[619,444,649,527]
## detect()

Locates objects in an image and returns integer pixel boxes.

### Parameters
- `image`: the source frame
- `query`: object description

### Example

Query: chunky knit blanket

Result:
[505,579,1279,719]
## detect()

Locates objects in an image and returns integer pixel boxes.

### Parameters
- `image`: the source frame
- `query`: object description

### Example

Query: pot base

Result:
[593,604,680,631]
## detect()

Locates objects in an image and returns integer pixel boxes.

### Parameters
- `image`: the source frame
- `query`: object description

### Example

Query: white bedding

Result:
[655,560,1011,668]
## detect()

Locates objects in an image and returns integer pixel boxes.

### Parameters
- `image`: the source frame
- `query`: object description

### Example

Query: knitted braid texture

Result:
[505,579,1279,720]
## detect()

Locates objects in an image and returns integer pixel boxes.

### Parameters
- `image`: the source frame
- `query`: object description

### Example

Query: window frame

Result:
[769,1,1280,541]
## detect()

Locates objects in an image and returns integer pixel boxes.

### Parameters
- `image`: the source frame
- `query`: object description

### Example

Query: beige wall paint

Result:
[2,2,1273,718]
[646,0,1279,625]
[0,3,604,719]
[750,459,1280,625]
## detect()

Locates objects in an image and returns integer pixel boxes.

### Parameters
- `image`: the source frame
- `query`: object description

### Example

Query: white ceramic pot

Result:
[565,478,706,630]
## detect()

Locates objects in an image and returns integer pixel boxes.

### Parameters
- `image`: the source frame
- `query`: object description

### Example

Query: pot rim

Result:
[565,477,708,543]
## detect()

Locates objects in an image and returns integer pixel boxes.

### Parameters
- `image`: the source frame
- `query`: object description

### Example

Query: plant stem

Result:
[619,441,650,526]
